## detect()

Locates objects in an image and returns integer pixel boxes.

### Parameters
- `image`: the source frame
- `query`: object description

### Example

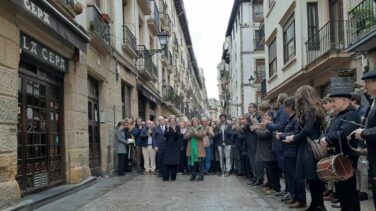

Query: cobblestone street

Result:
[35,174,374,211]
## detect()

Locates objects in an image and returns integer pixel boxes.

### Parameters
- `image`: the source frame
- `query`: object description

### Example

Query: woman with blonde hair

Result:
[285,85,327,211]
[185,118,206,181]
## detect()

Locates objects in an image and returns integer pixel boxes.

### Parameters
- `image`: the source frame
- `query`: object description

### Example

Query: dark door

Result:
[17,61,64,194]
[88,76,101,176]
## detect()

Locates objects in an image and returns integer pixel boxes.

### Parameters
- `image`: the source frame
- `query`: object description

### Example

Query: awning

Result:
[12,0,89,52]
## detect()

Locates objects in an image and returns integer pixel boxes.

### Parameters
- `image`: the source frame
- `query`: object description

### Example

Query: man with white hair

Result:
[153,116,167,177]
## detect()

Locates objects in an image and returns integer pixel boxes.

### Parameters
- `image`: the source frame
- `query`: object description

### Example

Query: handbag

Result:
[307,137,328,160]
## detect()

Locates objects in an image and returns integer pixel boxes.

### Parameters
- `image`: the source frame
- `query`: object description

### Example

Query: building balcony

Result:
[87,5,111,53]
[137,45,158,81]
[122,26,138,58]
[137,0,151,15]
[162,84,182,114]
[147,0,160,36]
[347,0,376,52]
[305,20,351,69]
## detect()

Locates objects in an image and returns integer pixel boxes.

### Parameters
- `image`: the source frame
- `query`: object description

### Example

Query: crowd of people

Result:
[115,71,376,211]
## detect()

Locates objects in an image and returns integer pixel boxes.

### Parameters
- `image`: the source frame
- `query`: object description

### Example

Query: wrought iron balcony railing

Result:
[347,0,376,50]
[137,45,158,81]
[305,20,347,65]
[87,5,110,46]
[122,25,137,55]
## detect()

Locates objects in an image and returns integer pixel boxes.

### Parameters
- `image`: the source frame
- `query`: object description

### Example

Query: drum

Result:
[316,154,354,182]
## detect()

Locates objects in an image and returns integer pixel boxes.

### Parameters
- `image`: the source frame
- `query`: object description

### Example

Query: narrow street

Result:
[35,174,374,211]
[36,174,277,211]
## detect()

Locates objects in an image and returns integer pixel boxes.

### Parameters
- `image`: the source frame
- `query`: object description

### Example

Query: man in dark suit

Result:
[353,69,376,208]
[152,116,167,177]
[320,77,361,211]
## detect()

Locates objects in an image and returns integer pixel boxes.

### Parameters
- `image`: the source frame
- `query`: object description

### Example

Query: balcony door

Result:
[329,0,344,48]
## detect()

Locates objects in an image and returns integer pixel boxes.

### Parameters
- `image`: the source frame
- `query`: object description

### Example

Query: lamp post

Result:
[137,31,169,57]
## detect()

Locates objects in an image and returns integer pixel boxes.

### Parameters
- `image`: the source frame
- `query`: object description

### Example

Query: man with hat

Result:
[353,69,376,208]
[320,77,361,211]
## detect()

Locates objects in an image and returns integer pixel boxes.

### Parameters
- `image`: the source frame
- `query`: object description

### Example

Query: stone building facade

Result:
[218,0,265,117]
[0,0,207,209]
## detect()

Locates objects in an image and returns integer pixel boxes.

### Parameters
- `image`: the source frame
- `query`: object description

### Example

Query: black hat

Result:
[329,77,353,98]
[361,69,376,80]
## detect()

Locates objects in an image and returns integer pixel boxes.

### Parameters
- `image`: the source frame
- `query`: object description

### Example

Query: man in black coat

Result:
[162,116,180,181]
[153,116,167,177]
[353,69,376,208]
[320,77,361,211]
[245,104,263,185]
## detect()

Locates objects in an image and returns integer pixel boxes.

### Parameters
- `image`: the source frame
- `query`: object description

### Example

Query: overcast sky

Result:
[184,0,233,100]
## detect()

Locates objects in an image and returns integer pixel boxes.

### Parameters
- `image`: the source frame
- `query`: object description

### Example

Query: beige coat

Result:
[185,126,206,158]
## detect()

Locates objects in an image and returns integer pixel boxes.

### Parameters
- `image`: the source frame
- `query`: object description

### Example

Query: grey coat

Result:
[116,128,129,154]
[255,128,275,162]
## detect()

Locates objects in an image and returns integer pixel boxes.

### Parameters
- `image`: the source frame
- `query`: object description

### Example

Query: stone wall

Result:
[0,1,21,209]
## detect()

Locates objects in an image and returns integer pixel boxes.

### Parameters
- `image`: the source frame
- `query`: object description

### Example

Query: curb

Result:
[5,177,97,211]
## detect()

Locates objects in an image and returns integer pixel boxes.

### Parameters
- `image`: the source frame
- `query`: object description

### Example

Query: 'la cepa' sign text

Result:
[20,33,68,72]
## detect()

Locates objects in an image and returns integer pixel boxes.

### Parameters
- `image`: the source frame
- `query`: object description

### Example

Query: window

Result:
[253,2,264,22]
[307,3,319,50]
[268,38,277,77]
[255,59,265,83]
[283,14,295,63]
[254,29,264,50]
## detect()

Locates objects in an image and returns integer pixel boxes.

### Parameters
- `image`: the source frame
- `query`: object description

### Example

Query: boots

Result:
[189,175,196,181]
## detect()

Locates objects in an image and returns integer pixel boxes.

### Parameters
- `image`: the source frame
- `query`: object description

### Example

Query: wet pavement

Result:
[36,174,374,211]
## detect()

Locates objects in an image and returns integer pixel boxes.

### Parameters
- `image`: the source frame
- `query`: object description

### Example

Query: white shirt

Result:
[220,123,226,141]
[147,135,152,145]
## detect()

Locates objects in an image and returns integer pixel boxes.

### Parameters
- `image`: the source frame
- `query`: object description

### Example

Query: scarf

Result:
[188,126,200,166]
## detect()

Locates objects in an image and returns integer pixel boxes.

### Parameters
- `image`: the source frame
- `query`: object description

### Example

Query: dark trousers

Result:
[266,161,281,191]
[118,154,130,175]
[239,153,249,175]
[156,150,164,176]
[179,150,188,173]
[286,157,306,203]
[307,179,325,208]
[274,150,289,192]
[335,175,360,211]
[163,165,178,181]
[190,159,204,177]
